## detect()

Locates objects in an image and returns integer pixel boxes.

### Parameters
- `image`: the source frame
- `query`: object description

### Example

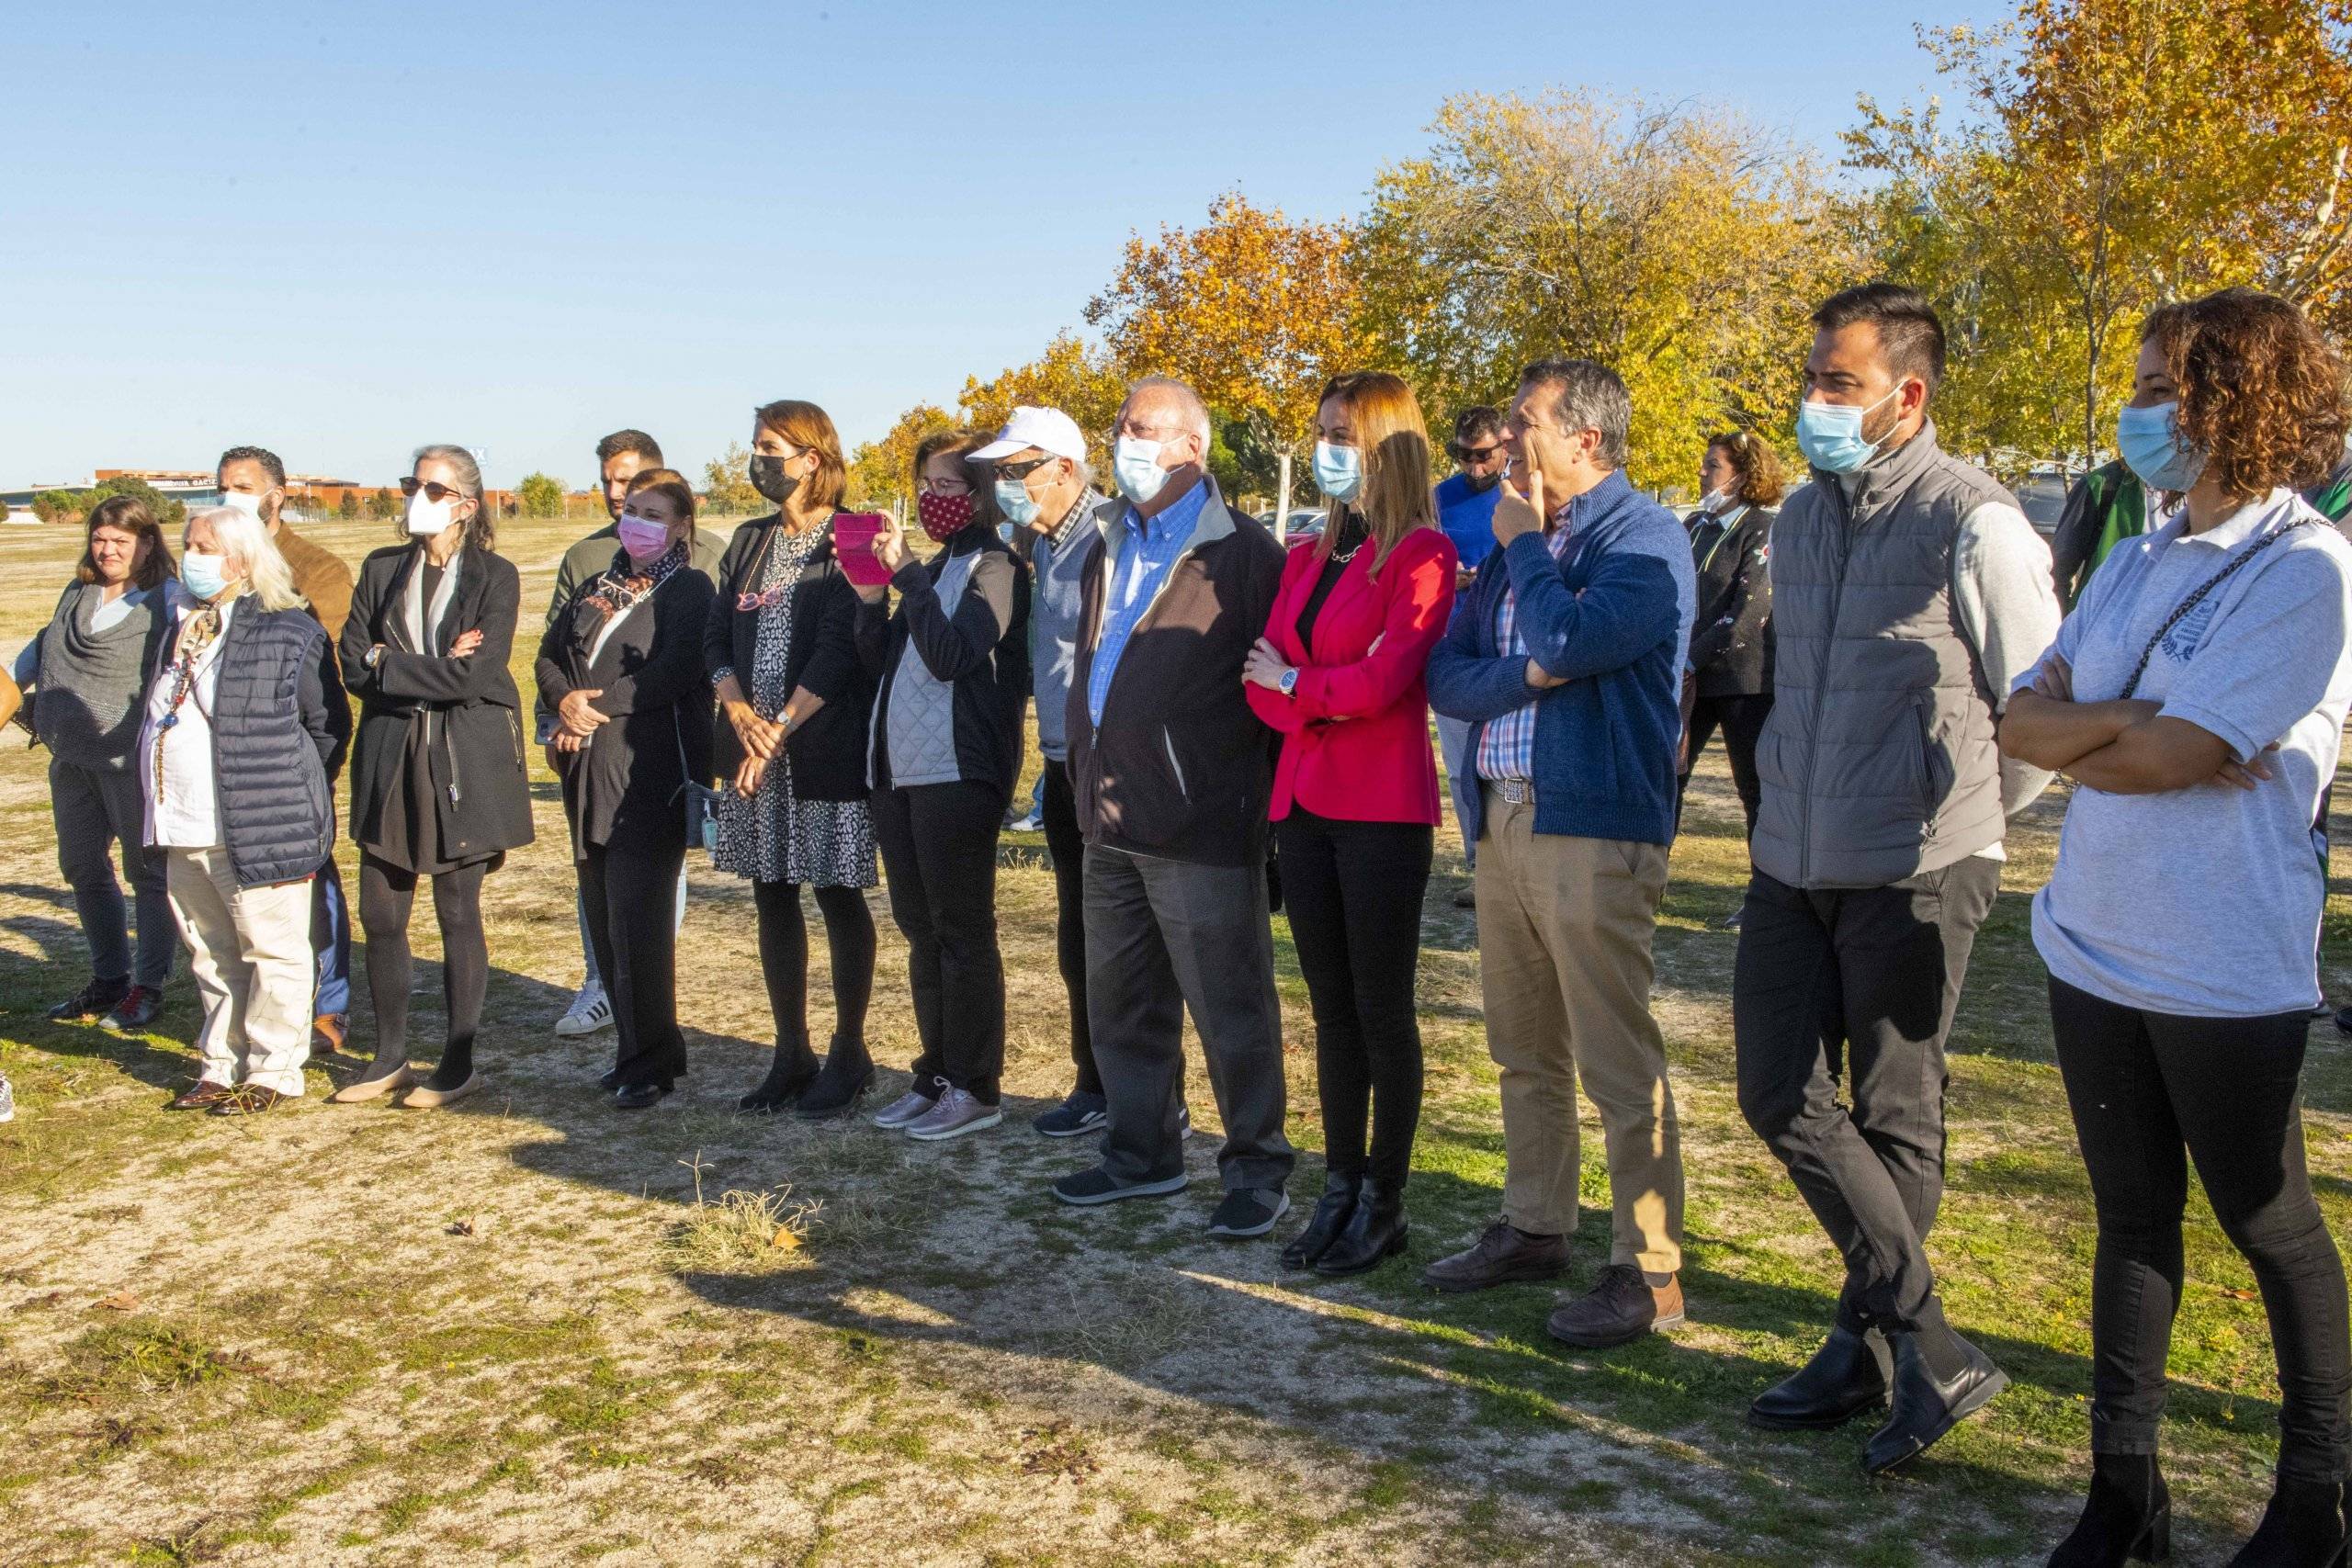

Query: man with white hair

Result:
[1049,377,1295,1238]
[147,506,350,1114]
[968,405,1121,1137]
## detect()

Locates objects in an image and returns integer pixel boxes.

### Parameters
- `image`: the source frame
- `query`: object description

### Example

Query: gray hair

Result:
[188,505,303,613]
[1518,357,1631,470]
[1122,376,1213,447]
[409,443,497,549]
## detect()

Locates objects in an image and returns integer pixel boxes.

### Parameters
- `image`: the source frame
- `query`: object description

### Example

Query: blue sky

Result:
[1,2,1993,493]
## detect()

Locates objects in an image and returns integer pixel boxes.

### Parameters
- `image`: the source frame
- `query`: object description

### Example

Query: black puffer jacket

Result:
[153,597,351,887]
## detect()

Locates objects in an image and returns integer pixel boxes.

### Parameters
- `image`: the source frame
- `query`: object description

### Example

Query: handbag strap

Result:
[2117,518,2312,699]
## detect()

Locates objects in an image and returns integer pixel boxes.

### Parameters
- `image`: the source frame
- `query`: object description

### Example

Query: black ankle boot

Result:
[1748,1325,1892,1430]
[1862,1326,2008,1474]
[739,1030,820,1112]
[795,1033,874,1121]
[2230,1476,2347,1567]
[2048,1453,2170,1567]
[1280,1172,1358,1271]
[1314,1177,1407,1277]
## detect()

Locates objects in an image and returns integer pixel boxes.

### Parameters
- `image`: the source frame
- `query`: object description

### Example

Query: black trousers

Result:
[2051,976,2351,1483]
[1676,691,1771,837]
[1733,857,2000,1339]
[581,831,688,1089]
[872,779,1006,1102]
[1040,760,1098,1096]
[1276,807,1430,1190]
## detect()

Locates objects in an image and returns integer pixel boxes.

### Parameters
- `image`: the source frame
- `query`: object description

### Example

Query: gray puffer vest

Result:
[1752,423,2012,889]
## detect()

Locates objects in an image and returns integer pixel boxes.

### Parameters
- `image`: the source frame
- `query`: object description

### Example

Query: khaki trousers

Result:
[1476,786,1683,1272]
[165,846,315,1096]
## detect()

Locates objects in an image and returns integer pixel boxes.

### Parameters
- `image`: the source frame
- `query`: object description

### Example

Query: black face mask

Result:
[748,454,800,506]
[1464,468,1502,495]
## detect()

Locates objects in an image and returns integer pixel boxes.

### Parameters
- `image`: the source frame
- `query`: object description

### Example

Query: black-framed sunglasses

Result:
[1447,442,1505,463]
[398,477,470,503]
[992,456,1061,481]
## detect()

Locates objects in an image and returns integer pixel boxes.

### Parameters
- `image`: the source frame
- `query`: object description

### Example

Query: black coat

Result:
[153,597,350,888]
[340,541,536,863]
[854,526,1030,798]
[1686,503,1774,698]
[702,512,873,802]
[537,560,717,858]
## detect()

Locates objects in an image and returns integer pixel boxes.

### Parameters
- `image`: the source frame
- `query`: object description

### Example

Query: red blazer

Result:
[1246,526,1459,824]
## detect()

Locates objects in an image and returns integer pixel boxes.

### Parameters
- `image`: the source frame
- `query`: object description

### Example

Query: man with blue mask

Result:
[1049,376,1294,1242]
[968,405,1120,1139]
[1736,284,2061,1473]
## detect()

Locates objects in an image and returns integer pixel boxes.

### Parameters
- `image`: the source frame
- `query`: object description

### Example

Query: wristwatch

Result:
[1277,667,1299,698]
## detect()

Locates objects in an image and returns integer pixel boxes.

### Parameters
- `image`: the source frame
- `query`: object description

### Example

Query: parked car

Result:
[2016,468,2071,538]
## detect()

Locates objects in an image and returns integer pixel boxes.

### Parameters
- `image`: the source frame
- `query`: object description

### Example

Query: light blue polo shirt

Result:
[2021,490,2352,1017]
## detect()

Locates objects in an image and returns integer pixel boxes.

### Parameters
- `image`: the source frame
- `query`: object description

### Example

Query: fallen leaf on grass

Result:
[771,1227,801,1252]
[447,1219,477,1236]
[2216,1286,2258,1302]
[96,1291,140,1312]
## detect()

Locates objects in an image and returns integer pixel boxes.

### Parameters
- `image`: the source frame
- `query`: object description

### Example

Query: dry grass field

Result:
[0,513,2347,1566]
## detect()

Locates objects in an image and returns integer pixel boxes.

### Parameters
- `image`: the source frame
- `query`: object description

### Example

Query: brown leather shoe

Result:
[1547,1263,1685,1348]
[169,1079,236,1111]
[210,1085,294,1116]
[1421,1220,1570,1293]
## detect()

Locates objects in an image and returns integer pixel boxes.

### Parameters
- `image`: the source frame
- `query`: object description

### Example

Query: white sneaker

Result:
[872,1081,941,1129]
[554,983,614,1037]
[0,1075,14,1123]
[904,1086,1003,1142]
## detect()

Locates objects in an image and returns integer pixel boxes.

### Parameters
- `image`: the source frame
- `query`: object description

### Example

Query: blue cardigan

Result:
[1426,468,1695,848]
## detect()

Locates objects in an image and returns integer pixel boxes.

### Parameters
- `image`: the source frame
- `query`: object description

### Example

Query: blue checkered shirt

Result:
[1086,480,1209,726]
[1476,524,1577,782]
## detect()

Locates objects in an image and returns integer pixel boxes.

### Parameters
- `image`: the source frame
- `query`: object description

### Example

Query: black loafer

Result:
[614,1080,672,1111]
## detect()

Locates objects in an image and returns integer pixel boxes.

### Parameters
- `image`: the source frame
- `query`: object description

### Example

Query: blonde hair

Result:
[191,506,305,613]
[1316,371,1435,575]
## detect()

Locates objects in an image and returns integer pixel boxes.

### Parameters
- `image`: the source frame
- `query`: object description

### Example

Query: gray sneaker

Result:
[872,1080,942,1129]
[903,1086,1002,1142]
[0,1074,13,1124]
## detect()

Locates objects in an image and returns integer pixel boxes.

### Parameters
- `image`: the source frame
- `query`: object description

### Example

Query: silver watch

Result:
[1277,667,1299,698]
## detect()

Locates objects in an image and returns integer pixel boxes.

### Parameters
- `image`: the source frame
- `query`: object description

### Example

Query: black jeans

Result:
[1276,807,1430,1190]
[582,833,688,1088]
[872,779,1006,1103]
[2051,976,2352,1483]
[357,853,491,1076]
[1733,857,2000,1340]
[750,877,875,1047]
[1085,844,1294,1193]
[1676,692,1771,838]
[1040,760,1097,1096]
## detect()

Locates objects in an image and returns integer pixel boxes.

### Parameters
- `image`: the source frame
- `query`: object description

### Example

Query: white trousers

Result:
[165,846,314,1095]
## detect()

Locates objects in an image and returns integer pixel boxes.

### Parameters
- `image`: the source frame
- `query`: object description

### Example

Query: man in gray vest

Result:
[1735,284,2061,1473]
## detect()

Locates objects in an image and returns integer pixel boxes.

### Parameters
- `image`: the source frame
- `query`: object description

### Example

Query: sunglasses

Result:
[993,456,1060,481]
[399,477,471,504]
[1447,443,1505,463]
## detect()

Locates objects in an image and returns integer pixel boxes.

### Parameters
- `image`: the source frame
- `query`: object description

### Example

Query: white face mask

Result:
[1112,435,1172,505]
[1699,490,1735,516]
[219,488,269,524]
[405,492,457,536]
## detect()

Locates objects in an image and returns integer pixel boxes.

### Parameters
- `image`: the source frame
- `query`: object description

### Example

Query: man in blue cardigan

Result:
[1426,357,1696,1349]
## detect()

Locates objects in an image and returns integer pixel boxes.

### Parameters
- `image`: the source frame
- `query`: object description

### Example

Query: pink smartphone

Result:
[833,513,891,587]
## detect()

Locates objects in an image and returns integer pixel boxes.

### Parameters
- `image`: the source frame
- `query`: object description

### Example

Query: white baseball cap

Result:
[970,405,1087,465]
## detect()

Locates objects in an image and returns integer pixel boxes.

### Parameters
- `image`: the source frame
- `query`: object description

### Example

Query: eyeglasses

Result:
[917,476,972,496]
[1447,443,1505,463]
[399,477,471,503]
[992,456,1059,481]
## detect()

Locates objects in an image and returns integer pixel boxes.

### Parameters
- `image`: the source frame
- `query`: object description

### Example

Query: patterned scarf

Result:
[582,537,689,623]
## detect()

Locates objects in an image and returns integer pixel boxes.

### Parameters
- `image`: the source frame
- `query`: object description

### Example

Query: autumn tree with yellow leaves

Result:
[844,403,956,512]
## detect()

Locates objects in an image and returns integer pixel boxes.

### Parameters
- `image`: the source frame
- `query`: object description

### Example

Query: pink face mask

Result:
[616,513,670,563]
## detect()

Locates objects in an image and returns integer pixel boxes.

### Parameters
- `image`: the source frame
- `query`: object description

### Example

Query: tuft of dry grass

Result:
[662,1151,823,1276]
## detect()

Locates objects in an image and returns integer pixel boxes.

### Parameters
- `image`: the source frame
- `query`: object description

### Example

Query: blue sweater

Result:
[1427,468,1694,847]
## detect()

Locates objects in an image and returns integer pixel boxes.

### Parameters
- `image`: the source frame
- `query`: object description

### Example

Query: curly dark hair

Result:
[1705,429,1786,508]
[2145,288,2349,501]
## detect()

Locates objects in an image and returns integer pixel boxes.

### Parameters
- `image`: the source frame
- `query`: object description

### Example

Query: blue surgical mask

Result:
[1112,435,1170,505]
[2116,400,2205,492]
[180,552,231,600]
[1312,441,1363,503]
[994,477,1040,527]
[1795,388,1902,475]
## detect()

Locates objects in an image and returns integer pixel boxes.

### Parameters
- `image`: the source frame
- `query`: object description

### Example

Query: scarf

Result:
[582,538,689,624]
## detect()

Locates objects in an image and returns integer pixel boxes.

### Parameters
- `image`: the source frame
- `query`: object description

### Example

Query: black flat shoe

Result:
[1863,1327,2008,1474]
[1279,1172,1358,1271]
[2047,1454,2170,1567]
[795,1034,874,1121]
[1748,1325,1892,1430]
[1315,1178,1407,1277]
[614,1080,672,1111]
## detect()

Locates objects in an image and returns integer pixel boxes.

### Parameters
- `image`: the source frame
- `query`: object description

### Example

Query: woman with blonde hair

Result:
[1242,370,1459,1274]
[145,505,349,1114]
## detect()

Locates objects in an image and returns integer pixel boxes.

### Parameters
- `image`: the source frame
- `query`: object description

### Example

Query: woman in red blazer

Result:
[1244,371,1458,1277]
